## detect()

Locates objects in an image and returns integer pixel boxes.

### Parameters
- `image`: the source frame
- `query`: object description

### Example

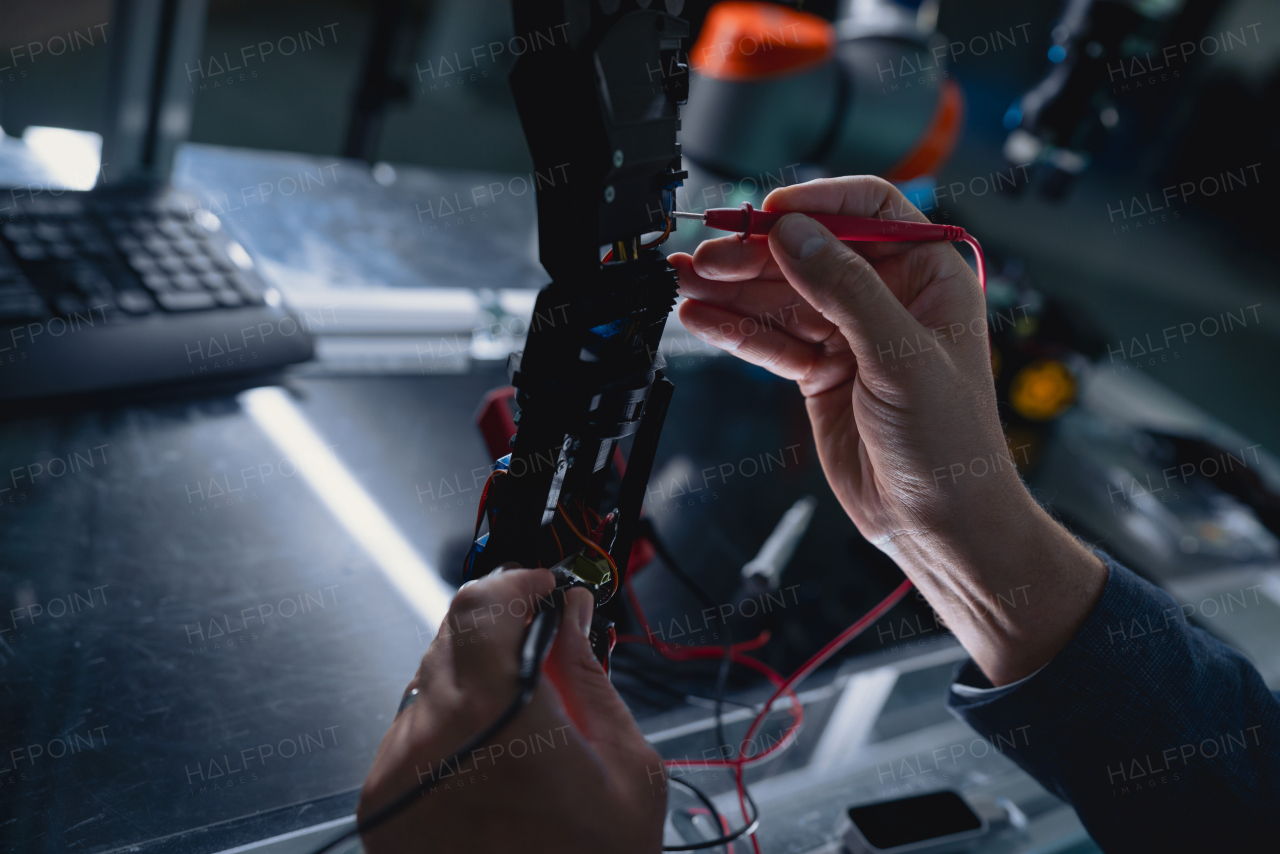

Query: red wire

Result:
[718,579,912,852]
[591,510,614,541]
[622,569,915,852]
[961,234,987,294]
[736,578,913,759]
[464,469,504,579]
[620,579,801,762]
[634,578,913,771]
[474,469,498,533]
[640,214,673,249]
[558,503,620,598]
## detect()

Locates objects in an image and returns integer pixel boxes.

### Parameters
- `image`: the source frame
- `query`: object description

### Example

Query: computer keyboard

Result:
[0,187,313,402]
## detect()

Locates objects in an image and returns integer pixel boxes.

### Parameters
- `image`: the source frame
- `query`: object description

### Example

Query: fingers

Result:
[769,214,919,363]
[443,568,556,676]
[764,175,930,219]
[677,299,855,397]
[672,254,834,345]
[543,587,652,767]
[762,177,978,314]
[690,236,780,281]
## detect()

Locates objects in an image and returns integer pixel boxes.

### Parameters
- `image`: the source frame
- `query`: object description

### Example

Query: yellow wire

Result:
[557,503,619,595]
[640,214,673,249]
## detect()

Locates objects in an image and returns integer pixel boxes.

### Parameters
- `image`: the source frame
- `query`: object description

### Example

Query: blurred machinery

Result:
[998,0,1280,234]
[681,0,963,183]
[1001,0,1231,198]
[980,259,1280,664]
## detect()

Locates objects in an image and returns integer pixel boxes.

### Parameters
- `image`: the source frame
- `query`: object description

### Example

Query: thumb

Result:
[544,588,647,763]
[769,213,918,364]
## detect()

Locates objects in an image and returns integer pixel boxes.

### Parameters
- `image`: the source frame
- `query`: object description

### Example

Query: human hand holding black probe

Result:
[357,569,665,854]
[671,175,1106,687]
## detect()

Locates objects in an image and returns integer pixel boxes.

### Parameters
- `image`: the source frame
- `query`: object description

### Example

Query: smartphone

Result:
[841,790,989,854]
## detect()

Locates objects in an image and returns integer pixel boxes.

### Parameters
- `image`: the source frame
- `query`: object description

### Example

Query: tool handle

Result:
[703,203,966,242]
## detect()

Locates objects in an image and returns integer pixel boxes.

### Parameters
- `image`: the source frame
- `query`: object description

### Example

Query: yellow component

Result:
[1009,359,1077,421]
[571,552,612,588]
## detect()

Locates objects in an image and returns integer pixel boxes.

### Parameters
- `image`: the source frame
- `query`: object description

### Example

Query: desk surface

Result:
[0,371,504,851]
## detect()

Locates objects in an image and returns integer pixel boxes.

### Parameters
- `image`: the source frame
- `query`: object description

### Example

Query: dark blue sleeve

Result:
[946,554,1280,851]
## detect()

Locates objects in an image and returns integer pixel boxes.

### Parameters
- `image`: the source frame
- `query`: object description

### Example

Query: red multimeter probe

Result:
[674,202,987,292]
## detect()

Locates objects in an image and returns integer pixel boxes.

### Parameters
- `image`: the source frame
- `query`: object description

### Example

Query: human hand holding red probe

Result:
[671,176,1106,687]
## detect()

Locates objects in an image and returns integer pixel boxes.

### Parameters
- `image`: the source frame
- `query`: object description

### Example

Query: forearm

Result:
[881,482,1107,687]
[947,555,1280,850]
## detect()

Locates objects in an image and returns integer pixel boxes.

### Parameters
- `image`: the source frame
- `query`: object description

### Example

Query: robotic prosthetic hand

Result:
[467,0,692,670]
[324,8,690,852]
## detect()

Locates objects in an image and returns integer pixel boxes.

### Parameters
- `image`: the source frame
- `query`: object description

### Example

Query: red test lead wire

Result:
[636,576,916,854]
[675,203,987,292]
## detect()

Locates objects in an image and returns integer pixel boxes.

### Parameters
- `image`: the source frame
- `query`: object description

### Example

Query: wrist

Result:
[883,484,1107,686]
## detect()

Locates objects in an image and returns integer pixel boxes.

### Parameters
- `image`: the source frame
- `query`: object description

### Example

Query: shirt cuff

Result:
[949,660,1047,698]
[946,550,1113,707]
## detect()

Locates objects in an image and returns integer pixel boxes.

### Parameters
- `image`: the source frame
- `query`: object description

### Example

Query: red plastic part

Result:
[691,1,835,81]
[884,79,966,183]
[476,386,518,460]
[703,202,964,242]
[627,535,655,574]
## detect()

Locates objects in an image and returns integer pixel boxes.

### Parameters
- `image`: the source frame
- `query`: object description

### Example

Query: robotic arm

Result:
[469,0,691,666]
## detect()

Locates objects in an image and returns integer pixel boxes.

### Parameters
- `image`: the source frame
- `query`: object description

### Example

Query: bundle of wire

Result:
[463,468,620,598]
[621,557,913,853]
[602,212,674,263]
